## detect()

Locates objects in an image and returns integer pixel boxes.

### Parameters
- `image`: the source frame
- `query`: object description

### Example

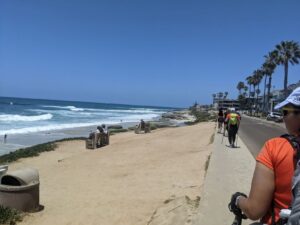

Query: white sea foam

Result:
[0,121,116,135]
[86,108,166,114]
[29,108,167,118]
[42,105,166,114]
[29,109,93,117]
[42,105,85,111]
[0,113,53,122]
[0,113,161,135]
[2,103,168,135]
[115,113,160,122]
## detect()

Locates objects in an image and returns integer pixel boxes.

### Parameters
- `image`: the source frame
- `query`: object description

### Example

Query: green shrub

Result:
[0,137,86,164]
[55,137,86,143]
[188,109,213,124]
[0,142,57,163]
[154,123,171,128]
[127,126,136,131]
[149,123,157,130]
[184,121,197,126]
[107,125,123,130]
[0,206,23,225]
[109,128,128,135]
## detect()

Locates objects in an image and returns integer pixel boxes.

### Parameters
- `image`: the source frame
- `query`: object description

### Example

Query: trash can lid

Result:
[1,168,39,186]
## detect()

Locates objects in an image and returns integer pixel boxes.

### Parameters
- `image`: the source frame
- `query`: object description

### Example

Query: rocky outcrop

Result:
[161,110,194,121]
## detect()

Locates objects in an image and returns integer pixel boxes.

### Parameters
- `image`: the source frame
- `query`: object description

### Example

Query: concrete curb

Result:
[191,129,256,225]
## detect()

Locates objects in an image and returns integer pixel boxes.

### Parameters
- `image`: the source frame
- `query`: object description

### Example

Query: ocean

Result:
[0,97,174,154]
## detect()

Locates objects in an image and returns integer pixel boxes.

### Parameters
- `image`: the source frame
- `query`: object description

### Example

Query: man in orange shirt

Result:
[228,87,300,225]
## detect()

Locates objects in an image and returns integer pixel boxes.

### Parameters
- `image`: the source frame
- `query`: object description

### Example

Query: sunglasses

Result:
[282,108,300,116]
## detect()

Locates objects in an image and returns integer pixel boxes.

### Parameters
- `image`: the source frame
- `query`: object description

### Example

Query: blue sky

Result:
[1,0,300,107]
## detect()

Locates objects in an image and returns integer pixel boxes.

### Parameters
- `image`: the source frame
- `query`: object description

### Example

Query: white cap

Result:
[274,87,300,110]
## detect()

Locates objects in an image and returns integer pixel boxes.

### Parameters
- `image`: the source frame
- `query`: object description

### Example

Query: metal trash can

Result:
[0,168,40,212]
[0,165,8,177]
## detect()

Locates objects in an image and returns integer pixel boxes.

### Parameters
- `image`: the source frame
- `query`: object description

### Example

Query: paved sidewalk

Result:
[191,130,257,225]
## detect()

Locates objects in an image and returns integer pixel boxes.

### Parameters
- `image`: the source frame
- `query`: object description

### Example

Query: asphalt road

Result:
[238,116,286,158]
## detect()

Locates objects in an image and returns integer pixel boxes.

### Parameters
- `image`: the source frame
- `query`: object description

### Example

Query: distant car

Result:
[266,112,283,122]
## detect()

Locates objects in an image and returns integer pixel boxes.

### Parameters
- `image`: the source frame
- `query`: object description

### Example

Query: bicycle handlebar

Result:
[231,215,242,225]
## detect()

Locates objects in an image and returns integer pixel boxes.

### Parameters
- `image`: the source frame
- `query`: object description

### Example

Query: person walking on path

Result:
[3,134,7,143]
[228,87,300,225]
[223,109,229,136]
[225,110,241,148]
[217,108,224,133]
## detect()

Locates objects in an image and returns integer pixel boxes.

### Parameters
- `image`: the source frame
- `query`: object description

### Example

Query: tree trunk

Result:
[252,85,256,116]
[284,61,289,98]
[263,75,267,112]
[267,75,272,112]
[248,85,251,98]
[256,83,260,115]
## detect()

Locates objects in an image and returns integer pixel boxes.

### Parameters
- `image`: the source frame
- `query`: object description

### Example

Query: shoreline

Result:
[0,109,195,155]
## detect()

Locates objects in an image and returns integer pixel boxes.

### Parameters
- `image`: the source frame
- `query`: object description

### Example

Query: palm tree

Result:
[243,86,248,97]
[212,94,216,103]
[218,92,223,99]
[236,82,245,95]
[224,91,228,99]
[246,76,255,114]
[246,76,254,98]
[275,40,300,97]
[262,51,277,112]
[261,69,268,113]
[253,69,264,113]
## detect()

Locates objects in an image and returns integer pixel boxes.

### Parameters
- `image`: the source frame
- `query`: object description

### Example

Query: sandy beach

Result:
[7,122,214,225]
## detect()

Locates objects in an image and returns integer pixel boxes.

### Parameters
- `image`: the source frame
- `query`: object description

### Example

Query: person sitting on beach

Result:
[96,126,103,147]
[101,124,108,134]
[135,119,151,134]
[140,119,146,130]
[228,87,300,225]
[89,131,95,140]
[101,124,109,145]
[95,127,101,134]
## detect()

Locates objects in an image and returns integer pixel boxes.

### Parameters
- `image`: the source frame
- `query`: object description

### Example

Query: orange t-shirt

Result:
[256,137,295,224]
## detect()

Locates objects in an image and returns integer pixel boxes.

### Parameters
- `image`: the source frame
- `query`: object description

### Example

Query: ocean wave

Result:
[28,108,163,121]
[116,113,160,121]
[0,113,53,122]
[30,108,167,118]
[42,105,85,111]
[0,113,161,135]
[42,105,167,114]
[86,108,166,114]
[0,121,119,135]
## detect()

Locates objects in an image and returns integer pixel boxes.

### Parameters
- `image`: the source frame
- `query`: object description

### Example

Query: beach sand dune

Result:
[9,122,214,225]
